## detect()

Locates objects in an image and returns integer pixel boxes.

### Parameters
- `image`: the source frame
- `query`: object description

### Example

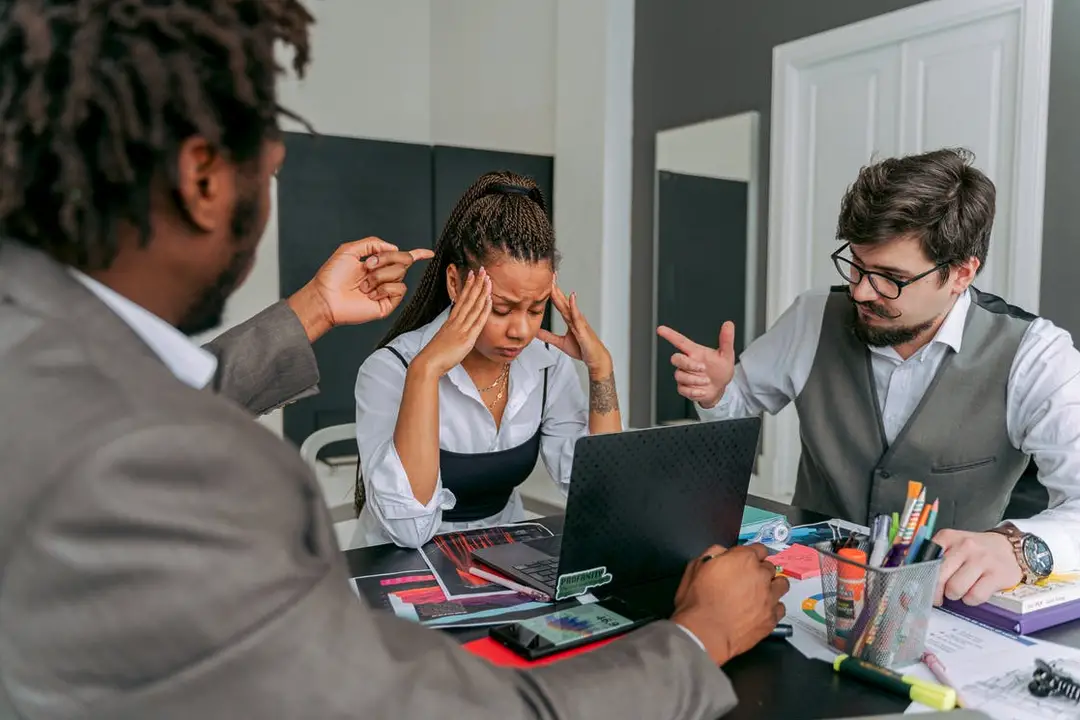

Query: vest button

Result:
[878,470,891,478]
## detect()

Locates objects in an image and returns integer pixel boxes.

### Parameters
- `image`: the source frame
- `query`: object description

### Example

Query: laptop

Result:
[470,417,761,601]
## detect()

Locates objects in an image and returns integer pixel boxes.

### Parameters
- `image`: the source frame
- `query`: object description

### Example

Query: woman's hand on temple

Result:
[414,268,492,377]
[538,277,613,379]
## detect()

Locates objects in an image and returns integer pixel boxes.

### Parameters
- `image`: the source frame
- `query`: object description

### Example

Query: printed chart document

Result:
[420,523,554,600]
[351,523,562,628]
[904,626,1080,719]
[766,515,1080,717]
[352,569,554,628]
[784,577,1080,718]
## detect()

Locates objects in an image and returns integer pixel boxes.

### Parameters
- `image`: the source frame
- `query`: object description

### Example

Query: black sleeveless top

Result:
[377,346,549,522]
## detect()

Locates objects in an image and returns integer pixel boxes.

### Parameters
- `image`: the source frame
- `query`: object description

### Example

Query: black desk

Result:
[343,496,1080,719]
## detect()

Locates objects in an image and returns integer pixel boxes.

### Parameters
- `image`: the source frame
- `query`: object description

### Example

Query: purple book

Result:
[941,596,1080,634]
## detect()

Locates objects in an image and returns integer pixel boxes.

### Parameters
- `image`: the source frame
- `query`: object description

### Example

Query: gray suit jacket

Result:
[0,241,737,719]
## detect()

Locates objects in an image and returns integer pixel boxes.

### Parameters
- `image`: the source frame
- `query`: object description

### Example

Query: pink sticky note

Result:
[767,544,821,580]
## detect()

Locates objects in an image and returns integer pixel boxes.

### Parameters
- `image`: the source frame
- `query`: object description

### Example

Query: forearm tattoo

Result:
[589,373,620,414]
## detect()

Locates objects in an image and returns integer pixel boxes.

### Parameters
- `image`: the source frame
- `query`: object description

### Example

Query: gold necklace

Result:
[479,364,510,410]
[477,364,510,392]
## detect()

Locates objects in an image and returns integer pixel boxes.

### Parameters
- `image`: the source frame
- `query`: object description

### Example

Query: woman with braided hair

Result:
[352,170,622,548]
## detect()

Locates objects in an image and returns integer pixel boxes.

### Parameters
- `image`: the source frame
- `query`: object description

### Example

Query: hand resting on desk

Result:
[932,528,1021,606]
[671,543,791,665]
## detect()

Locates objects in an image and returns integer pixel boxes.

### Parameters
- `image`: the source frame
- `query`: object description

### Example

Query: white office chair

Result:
[299,423,357,466]
[299,423,362,550]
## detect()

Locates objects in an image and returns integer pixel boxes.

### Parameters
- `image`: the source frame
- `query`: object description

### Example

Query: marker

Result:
[915,540,944,563]
[468,567,552,602]
[768,623,793,639]
[832,654,956,711]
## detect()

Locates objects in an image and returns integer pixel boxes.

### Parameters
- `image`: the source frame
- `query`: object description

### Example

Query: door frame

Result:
[762,0,1053,499]
[650,111,761,426]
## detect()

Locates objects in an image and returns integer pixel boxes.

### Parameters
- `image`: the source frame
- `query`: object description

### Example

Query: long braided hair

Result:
[378,170,557,348]
[356,171,556,516]
[0,0,314,270]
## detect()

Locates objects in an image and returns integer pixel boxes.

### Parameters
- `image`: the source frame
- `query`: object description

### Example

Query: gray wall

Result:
[1041,0,1080,344]
[631,0,1080,427]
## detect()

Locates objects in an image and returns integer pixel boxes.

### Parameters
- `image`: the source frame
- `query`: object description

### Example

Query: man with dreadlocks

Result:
[351,171,625,549]
[0,2,788,718]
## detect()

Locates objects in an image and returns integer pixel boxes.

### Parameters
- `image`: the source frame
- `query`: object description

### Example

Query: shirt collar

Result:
[69,269,218,389]
[930,287,971,354]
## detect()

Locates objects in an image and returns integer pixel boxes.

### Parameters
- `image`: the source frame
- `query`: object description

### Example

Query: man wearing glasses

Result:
[659,147,1080,608]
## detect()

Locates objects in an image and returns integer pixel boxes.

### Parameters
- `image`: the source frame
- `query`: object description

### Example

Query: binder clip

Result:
[1029,659,1080,703]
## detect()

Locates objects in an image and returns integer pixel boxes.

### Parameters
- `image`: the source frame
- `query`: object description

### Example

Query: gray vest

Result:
[792,287,1033,532]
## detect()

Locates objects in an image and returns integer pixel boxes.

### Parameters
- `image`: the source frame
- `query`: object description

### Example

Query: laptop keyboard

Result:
[513,557,558,586]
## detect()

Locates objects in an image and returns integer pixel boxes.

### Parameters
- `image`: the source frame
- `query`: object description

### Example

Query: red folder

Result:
[463,635,618,667]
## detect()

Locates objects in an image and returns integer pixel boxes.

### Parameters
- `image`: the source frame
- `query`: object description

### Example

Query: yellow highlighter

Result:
[832,654,957,711]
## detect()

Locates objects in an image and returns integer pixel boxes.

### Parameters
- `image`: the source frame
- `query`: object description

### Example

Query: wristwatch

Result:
[988,522,1054,583]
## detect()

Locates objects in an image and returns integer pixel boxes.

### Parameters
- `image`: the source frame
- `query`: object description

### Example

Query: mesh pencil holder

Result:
[813,541,943,668]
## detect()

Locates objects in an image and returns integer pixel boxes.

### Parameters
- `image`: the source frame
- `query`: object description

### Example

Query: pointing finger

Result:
[657,325,703,357]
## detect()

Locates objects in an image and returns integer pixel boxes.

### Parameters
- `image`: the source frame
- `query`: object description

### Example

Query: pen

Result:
[832,654,956,711]
[467,567,552,602]
[767,623,793,639]
[921,651,965,708]
[868,518,890,567]
[924,499,939,539]
[906,502,933,564]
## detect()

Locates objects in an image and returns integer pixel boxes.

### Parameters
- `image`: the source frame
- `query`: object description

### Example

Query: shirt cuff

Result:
[674,623,708,654]
[368,441,456,520]
[1008,517,1079,573]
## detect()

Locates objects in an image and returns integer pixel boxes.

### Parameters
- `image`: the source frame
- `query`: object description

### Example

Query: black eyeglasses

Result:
[830,243,949,300]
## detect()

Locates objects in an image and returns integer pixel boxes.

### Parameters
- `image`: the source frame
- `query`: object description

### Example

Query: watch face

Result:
[1022,535,1054,578]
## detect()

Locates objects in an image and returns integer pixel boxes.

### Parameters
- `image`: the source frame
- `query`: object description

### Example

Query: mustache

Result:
[850,296,902,320]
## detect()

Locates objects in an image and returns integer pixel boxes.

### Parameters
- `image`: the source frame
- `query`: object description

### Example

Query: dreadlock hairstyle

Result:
[0,0,315,270]
[378,170,557,348]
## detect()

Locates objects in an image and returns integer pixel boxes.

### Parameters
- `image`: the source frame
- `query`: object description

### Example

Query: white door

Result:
[760,0,1052,502]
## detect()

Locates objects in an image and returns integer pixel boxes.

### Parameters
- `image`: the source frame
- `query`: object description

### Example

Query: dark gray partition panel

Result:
[432,146,556,331]
[654,171,747,424]
[432,146,554,229]
[277,132,434,451]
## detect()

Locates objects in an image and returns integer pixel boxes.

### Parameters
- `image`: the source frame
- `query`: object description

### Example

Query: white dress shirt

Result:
[700,287,1080,572]
[352,307,589,548]
[70,270,218,389]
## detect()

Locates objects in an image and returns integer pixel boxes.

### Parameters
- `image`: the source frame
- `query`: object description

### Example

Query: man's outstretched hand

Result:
[288,237,434,342]
[656,321,737,409]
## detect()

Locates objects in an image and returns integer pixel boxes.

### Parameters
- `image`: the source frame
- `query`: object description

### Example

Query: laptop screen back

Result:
[556,417,761,592]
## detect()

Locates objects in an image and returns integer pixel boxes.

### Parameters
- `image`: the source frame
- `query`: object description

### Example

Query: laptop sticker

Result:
[554,566,613,601]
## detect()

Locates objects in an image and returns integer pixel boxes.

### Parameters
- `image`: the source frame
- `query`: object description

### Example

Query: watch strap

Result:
[989,522,1041,583]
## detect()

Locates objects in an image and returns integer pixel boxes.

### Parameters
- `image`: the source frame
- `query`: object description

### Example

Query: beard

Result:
[848,296,936,348]
[177,182,263,337]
